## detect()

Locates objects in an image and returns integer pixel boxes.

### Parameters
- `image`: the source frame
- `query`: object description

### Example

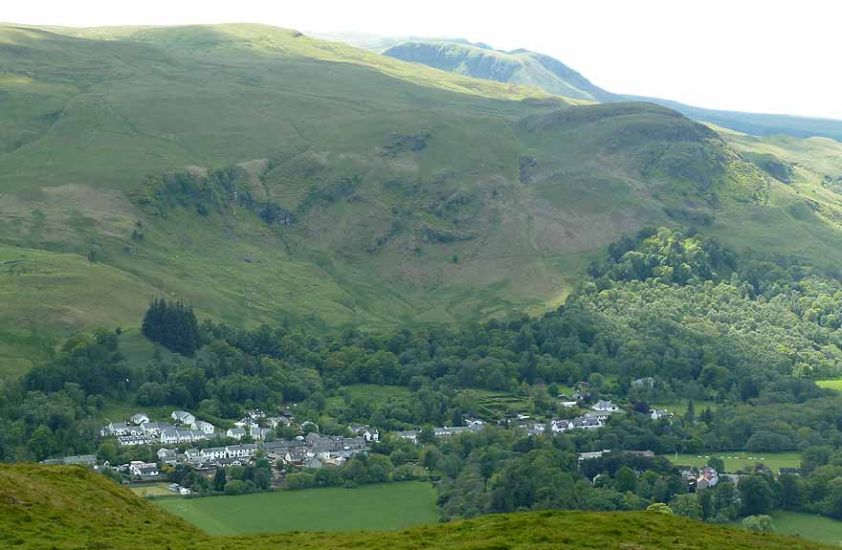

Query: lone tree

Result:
[141,297,200,356]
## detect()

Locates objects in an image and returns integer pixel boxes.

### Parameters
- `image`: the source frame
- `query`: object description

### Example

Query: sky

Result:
[3,0,841,119]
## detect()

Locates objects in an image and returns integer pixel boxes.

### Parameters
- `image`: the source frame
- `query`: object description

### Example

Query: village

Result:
[42,395,680,493]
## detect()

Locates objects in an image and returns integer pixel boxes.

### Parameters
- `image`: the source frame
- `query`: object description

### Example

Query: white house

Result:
[192,420,215,434]
[129,413,150,425]
[434,427,471,438]
[141,422,173,436]
[592,400,620,413]
[128,461,159,478]
[184,448,202,462]
[157,448,177,464]
[465,419,486,431]
[160,429,179,445]
[226,444,257,458]
[102,422,130,437]
[171,410,196,425]
[396,430,419,444]
[266,416,291,429]
[550,420,574,433]
[201,447,227,460]
[251,427,273,441]
[226,427,246,440]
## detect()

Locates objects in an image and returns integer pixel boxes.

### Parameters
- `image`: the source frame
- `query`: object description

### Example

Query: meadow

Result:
[130,482,174,498]
[664,451,801,473]
[768,511,842,546]
[154,482,439,535]
[816,379,842,393]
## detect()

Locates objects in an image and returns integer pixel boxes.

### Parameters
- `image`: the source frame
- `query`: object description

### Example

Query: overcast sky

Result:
[4,0,840,119]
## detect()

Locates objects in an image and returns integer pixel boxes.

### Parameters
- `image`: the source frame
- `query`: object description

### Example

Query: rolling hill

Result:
[381,40,842,141]
[0,464,831,549]
[2,23,842,375]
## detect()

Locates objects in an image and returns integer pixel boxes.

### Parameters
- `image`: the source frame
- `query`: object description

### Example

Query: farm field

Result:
[816,379,842,392]
[130,483,174,498]
[154,482,438,534]
[664,451,801,473]
[768,511,842,546]
[650,399,721,415]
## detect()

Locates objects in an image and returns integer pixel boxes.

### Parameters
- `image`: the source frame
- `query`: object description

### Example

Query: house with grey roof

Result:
[226,427,246,440]
[129,413,150,425]
[157,448,177,465]
[171,410,196,425]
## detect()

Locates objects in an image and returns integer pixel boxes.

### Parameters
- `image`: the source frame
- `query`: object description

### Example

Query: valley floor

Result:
[153,482,438,534]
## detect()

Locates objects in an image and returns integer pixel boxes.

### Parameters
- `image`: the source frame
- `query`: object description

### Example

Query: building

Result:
[396,430,419,444]
[696,467,719,489]
[171,410,196,425]
[157,448,177,465]
[129,413,150,425]
[141,422,174,436]
[61,455,98,467]
[226,444,257,458]
[349,424,380,442]
[650,409,672,421]
[201,447,228,461]
[226,427,246,440]
[266,416,291,429]
[128,461,159,478]
[101,422,130,437]
[433,427,472,438]
[192,420,215,434]
[592,400,620,413]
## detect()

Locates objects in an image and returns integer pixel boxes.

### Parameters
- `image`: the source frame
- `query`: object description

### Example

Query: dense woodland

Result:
[4,228,842,522]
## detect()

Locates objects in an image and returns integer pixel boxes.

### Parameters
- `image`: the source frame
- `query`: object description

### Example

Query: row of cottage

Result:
[100,410,303,447]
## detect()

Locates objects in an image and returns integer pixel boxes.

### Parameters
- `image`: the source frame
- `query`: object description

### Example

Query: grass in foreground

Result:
[0,464,835,549]
[768,511,842,546]
[154,482,439,535]
[664,451,801,472]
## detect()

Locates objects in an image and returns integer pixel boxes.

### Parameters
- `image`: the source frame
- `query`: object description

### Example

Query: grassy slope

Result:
[767,511,842,546]
[0,464,832,549]
[2,23,842,375]
[664,452,801,473]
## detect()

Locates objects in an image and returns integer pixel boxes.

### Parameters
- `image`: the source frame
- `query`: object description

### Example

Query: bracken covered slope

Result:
[1,23,842,375]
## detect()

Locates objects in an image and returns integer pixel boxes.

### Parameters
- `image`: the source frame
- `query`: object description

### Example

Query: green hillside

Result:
[0,464,831,549]
[2,23,842,375]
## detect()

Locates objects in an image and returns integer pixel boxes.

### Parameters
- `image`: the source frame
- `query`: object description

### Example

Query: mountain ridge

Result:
[379,39,842,141]
[2,23,842,377]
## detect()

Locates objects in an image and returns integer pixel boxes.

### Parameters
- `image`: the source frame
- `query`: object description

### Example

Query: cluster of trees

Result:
[141,298,200,356]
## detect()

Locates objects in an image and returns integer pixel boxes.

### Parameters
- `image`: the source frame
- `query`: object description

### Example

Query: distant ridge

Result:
[380,38,842,141]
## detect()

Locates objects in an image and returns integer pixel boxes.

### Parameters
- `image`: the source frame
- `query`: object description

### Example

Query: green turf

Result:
[816,379,842,392]
[767,511,842,546]
[154,482,439,534]
[664,452,801,473]
[130,482,175,498]
[650,400,721,415]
